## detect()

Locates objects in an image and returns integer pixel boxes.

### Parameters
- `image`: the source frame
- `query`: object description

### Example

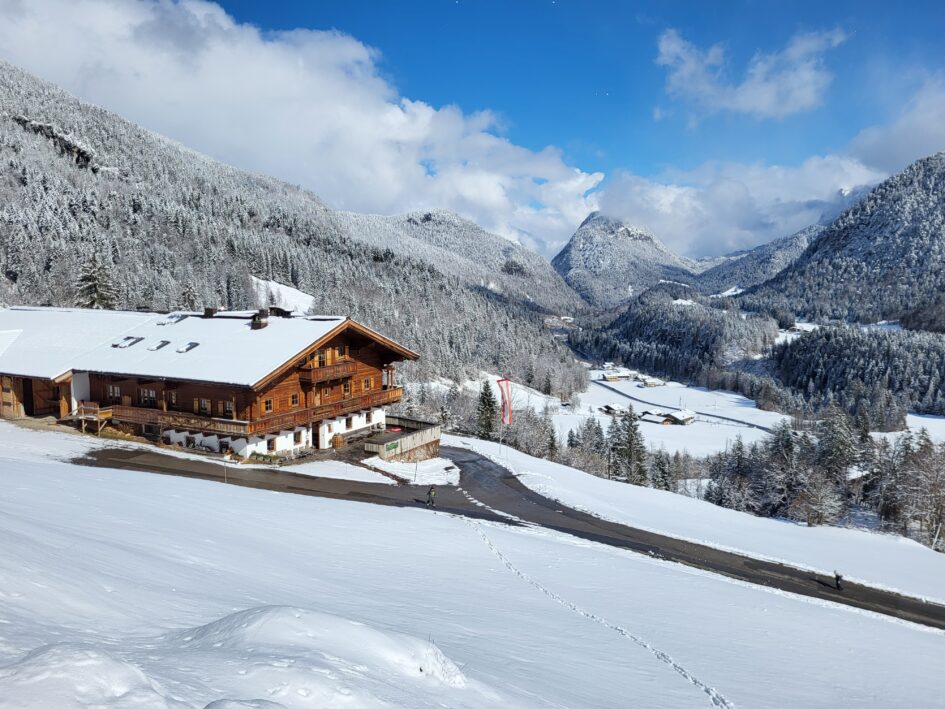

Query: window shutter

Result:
[193,398,199,414]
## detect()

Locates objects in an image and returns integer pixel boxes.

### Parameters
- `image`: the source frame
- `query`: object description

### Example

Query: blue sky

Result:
[217,0,945,178]
[1,0,944,257]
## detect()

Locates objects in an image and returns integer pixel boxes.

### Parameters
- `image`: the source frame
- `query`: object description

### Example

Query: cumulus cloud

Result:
[656,27,847,119]
[599,155,884,257]
[599,73,945,257]
[850,77,945,172]
[0,0,601,257]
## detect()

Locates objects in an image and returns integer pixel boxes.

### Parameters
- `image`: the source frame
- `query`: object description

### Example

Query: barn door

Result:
[22,379,34,416]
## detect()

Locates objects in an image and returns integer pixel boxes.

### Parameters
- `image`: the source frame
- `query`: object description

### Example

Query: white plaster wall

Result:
[70,372,90,412]
[317,407,384,448]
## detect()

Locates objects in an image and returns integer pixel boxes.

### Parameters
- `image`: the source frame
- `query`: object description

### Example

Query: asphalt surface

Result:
[76,444,945,630]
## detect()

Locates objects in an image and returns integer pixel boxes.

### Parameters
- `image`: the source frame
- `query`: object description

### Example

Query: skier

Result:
[426,486,437,508]
[834,571,843,591]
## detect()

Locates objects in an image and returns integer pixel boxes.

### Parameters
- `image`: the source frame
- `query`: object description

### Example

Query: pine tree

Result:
[476,380,498,440]
[610,407,647,485]
[817,405,856,482]
[75,255,118,309]
[649,449,673,490]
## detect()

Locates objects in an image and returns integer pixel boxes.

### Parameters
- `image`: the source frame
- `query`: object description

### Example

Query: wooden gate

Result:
[1,376,23,419]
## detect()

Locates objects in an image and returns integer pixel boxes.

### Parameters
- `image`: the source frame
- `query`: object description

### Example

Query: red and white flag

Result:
[496,378,513,426]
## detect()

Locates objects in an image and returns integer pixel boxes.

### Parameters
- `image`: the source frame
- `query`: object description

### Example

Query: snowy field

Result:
[363,456,460,485]
[1,445,944,706]
[447,435,945,605]
[252,277,316,314]
[556,377,789,456]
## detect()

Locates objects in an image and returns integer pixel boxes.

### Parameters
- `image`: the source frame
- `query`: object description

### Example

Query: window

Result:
[199,398,211,415]
[336,344,348,360]
[317,349,326,367]
[264,399,273,413]
[168,391,177,406]
[107,384,121,402]
[363,377,372,392]
[267,437,276,452]
[293,430,302,445]
[223,400,234,416]
[176,342,199,354]
[139,388,157,407]
[148,340,171,351]
[343,381,351,397]
[291,393,299,407]
[346,416,354,430]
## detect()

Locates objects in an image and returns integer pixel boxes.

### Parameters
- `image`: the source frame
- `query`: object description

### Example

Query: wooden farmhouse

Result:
[0,306,429,459]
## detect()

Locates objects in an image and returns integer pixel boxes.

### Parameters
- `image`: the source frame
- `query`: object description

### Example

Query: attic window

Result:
[113,336,144,349]
[148,340,171,351]
[176,342,199,353]
[157,314,187,326]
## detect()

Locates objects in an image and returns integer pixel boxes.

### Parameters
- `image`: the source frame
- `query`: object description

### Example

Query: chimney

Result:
[251,307,269,330]
[203,307,217,318]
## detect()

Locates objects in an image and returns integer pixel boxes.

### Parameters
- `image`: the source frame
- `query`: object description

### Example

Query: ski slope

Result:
[0,433,943,706]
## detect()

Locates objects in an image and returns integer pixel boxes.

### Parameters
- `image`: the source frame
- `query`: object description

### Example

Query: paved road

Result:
[77,445,945,630]
[592,380,776,433]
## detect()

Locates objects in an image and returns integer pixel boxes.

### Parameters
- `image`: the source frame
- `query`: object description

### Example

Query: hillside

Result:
[696,225,824,295]
[745,153,945,322]
[0,61,584,391]
[551,212,699,308]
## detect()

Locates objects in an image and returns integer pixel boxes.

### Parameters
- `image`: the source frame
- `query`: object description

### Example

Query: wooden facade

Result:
[1,374,70,420]
[75,325,413,444]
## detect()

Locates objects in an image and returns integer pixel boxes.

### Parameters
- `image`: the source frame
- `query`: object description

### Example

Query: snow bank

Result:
[362,456,459,485]
[0,643,181,709]
[446,434,945,604]
[283,459,395,485]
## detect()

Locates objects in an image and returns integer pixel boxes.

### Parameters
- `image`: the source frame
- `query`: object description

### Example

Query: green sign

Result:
[385,441,399,452]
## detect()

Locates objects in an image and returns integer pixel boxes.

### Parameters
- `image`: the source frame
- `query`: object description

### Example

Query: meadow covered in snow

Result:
[0,423,944,707]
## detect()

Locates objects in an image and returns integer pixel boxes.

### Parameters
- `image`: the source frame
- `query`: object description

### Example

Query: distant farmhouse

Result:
[0,306,437,460]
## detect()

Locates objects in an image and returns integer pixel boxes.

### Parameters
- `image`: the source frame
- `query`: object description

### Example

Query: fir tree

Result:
[610,407,647,485]
[649,450,673,490]
[75,255,118,309]
[476,380,498,440]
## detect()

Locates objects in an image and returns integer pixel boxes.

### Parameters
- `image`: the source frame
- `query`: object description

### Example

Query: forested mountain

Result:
[744,153,945,323]
[551,212,701,308]
[696,225,824,295]
[338,209,582,313]
[0,61,584,392]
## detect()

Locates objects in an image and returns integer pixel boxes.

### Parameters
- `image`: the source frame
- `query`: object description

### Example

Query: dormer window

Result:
[176,342,199,353]
[148,340,171,351]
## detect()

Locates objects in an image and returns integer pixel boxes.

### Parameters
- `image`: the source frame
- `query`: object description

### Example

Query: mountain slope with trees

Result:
[0,60,584,392]
[743,153,945,323]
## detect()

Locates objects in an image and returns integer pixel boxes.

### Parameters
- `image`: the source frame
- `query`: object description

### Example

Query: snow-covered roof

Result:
[0,307,155,380]
[665,409,696,421]
[0,306,414,387]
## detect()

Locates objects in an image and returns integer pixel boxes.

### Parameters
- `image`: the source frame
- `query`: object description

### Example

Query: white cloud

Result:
[850,77,945,172]
[0,0,601,258]
[656,28,846,119]
[599,155,884,257]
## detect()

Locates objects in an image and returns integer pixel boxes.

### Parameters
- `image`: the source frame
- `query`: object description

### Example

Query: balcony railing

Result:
[98,387,404,438]
[298,360,357,385]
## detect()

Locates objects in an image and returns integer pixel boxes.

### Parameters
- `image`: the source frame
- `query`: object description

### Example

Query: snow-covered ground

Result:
[363,456,460,485]
[252,277,316,314]
[447,435,945,605]
[774,321,819,345]
[284,459,395,485]
[556,378,788,456]
[2,442,944,706]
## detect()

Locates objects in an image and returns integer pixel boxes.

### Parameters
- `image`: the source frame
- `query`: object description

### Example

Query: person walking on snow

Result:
[834,571,843,591]
[426,486,437,508]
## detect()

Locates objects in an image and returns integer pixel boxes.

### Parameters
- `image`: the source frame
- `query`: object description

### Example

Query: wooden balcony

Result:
[298,360,357,385]
[98,387,404,438]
